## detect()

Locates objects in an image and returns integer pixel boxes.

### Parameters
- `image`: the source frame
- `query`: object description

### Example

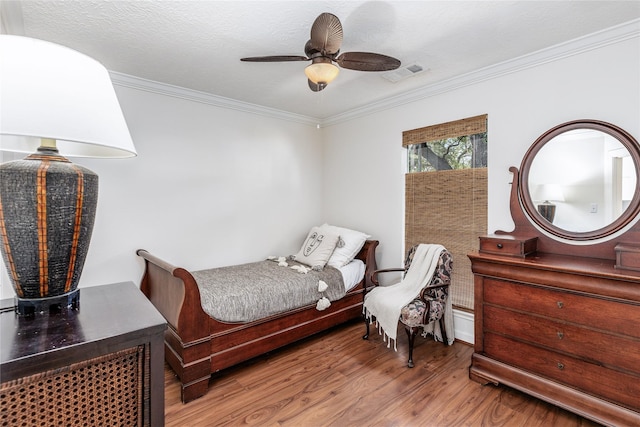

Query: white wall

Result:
[323,36,640,274]
[2,30,639,313]
[1,86,324,297]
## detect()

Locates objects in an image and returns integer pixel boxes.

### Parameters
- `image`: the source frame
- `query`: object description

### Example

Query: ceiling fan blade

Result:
[309,13,343,55]
[241,55,309,62]
[335,52,401,71]
[308,79,327,92]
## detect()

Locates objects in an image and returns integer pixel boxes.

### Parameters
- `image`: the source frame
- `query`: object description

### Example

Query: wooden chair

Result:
[363,245,453,367]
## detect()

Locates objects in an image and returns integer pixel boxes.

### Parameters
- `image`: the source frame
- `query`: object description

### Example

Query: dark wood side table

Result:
[1,281,167,426]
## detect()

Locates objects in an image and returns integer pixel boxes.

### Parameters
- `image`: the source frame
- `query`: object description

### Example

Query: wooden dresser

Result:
[469,248,640,426]
[469,121,640,426]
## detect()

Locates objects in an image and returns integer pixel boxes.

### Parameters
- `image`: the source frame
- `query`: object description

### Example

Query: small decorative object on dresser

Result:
[469,120,640,427]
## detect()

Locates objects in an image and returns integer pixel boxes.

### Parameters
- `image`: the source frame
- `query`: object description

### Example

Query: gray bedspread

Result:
[191,259,345,323]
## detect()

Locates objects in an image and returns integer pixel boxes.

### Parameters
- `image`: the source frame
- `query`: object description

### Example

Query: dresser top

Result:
[469,250,640,278]
[469,250,640,302]
[1,281,166,367]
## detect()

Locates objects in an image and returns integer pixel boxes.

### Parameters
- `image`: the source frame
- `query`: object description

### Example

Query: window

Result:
[403,115,487,311]
[407,133,487,172]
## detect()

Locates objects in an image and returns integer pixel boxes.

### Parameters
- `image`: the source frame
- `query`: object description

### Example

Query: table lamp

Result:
[0,36,137,315]
[535,183,565,223]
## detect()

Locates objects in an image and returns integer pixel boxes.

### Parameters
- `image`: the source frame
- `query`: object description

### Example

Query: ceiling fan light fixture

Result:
[305,59,339,85]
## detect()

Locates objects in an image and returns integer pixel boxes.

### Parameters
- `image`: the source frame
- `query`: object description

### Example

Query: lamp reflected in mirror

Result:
[534,184,565,223]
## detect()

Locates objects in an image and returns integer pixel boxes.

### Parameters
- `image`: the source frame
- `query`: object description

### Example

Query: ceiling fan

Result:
[241,12,401,92]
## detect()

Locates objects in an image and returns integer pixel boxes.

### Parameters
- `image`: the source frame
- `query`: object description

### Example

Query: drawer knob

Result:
[557,331,564,339]
[557,301,564,309]
[557,362,565,370]
[496,243,503,249]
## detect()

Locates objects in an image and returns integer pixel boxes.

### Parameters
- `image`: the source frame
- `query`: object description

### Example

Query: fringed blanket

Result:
[363,244,444,350]
[192,259,345,323]
[421,294,454,345]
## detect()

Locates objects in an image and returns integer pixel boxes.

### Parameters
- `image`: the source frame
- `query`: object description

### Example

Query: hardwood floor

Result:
[164,319,601,426]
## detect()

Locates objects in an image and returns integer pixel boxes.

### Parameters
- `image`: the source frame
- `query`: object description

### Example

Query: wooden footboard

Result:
[137,240,378,403]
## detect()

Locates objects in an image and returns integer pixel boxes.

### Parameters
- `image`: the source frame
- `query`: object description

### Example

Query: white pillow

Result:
[293,227,340,270]
[321,224,371,268]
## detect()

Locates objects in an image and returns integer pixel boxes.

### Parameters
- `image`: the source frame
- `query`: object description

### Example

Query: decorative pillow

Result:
[292,227,340,270]
[321,224,371,268]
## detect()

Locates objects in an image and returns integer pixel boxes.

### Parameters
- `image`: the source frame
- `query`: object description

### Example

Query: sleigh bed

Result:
[137,228,378,403]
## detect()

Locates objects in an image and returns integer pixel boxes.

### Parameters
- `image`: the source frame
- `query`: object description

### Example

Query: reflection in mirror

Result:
[528,129,637,233]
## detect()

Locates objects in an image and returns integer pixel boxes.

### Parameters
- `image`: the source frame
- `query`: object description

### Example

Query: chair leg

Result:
[405,326,418,368]
[439,317,448,345]
[363,316,370,340]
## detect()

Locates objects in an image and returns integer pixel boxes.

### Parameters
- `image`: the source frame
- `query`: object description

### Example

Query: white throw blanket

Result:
[363,244,445,350]
[422,288,454,345]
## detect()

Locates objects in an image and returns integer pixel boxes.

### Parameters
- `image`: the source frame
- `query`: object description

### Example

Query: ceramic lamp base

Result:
[537,202,556,223]
[0,146,97,308]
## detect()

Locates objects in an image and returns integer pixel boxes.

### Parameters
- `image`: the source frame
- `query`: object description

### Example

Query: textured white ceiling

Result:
[2,1,640,120]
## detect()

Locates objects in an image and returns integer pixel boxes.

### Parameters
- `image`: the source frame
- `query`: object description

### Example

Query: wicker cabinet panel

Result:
[483,278,640,338]
[484,332,640,411]
[1,346,146,427]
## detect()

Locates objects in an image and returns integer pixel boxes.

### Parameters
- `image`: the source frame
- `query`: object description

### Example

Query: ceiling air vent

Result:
[382,63,425,83]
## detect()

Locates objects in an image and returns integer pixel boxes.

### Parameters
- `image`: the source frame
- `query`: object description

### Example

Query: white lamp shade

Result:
[0,35,136,158]
[534,183,565,202]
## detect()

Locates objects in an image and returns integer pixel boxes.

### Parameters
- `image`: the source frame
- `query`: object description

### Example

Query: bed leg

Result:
[181,377,210,403]
[164,339,211,403]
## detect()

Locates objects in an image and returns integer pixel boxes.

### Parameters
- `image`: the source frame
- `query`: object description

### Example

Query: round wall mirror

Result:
[520,120,640,240]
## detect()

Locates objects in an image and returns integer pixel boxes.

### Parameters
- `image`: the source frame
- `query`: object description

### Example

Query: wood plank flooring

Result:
[164,319,601,426]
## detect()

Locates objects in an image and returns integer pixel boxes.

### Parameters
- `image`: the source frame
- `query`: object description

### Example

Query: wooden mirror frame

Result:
[496,119,640,260]
[519,119,640,241]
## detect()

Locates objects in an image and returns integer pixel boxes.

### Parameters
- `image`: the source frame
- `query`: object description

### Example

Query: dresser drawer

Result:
[484,305,640,373]
[483,278,640,339]
[479,235,537,257]
[484,332,640,411]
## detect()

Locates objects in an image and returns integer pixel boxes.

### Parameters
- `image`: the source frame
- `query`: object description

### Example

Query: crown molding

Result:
[109,72,319,127]
[323,18,640,127]
[109,18,639,128]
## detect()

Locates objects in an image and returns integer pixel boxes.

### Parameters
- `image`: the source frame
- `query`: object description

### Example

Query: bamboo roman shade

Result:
[402,114,487,147]
[403,114,488,311]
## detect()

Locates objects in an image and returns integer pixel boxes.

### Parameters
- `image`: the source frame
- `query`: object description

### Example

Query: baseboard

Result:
[453,308,474,345]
